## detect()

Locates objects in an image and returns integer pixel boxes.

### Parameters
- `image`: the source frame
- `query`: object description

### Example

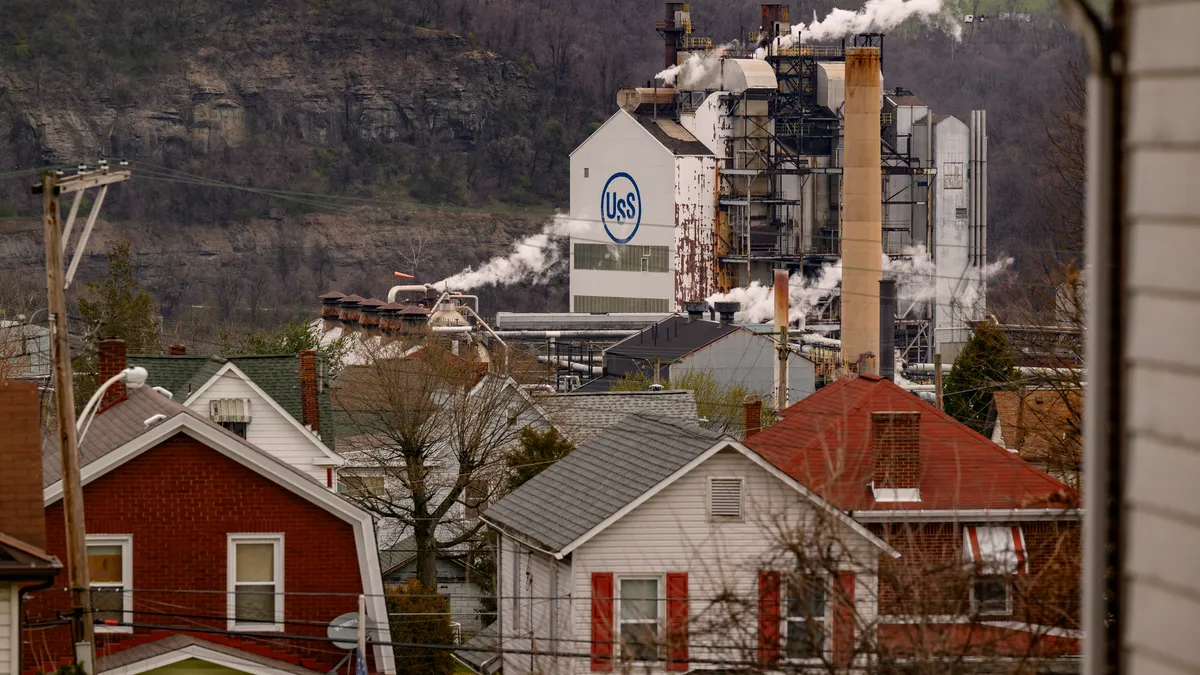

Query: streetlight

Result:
[77,366,148,444]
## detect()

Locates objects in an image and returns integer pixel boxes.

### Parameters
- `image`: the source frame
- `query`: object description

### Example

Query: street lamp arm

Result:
[77,366,148,444]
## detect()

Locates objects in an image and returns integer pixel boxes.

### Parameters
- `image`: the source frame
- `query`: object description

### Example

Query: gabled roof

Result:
[40,387,396,671]
[993,388,1082,462]
[95,634,324,675]
[127,353,336,449]
[606,315,741,362]
[483,415,896,557]
[546,389,698,442]
[483,416,723,553]
[745,374,1074,513]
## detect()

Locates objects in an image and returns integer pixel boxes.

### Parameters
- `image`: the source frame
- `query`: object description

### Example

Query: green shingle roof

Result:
[127,353,336,450]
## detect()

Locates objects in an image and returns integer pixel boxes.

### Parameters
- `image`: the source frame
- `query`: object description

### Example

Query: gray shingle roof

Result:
[546,390,698,443]
[483,415,725,552]
[456,622,502,675]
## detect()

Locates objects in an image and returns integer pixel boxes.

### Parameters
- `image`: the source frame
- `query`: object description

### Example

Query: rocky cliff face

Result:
[0,11,560,321]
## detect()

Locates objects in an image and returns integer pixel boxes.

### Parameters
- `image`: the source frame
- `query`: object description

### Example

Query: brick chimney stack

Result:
[168,344,186,356]
[0,380,47,548]
[98,338,128,413]
[299,350,320,433]
[871,411,921,491]
[743,396,763,440]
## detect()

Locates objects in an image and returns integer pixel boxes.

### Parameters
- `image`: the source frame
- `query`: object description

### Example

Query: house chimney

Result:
[168,344,186,356]
[0,379,47,548]
[98,338,128,412]
[773,269,789,411]
[871,411,921,491]
[319,291,345,331]
[878,280,896,381]
[840,47,883,370]
[743,395,763,440]
[714,301,740,326]
[683,301,708,322]
[298,350,320,434]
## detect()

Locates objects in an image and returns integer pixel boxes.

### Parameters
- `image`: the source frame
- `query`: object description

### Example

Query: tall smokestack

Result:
[879,279,897,381]
[773,269,790,411]
[841,47,883,373]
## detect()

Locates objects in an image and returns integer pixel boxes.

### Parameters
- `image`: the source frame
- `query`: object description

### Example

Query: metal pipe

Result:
[537,356,602,375]
[904,363,1084,378]
[492,330,639,338]
[386,284,431,303]
[430,326,473,334]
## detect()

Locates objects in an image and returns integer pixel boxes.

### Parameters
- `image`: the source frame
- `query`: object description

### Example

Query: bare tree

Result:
[334,337,546,588]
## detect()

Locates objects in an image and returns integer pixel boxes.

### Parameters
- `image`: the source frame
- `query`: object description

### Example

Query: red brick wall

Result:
[97,339,127,413]
[871,520,1081,657]
[0,379,46,549]
[870,411,921,489]
[25,433,368,671]
[298,350,319,433]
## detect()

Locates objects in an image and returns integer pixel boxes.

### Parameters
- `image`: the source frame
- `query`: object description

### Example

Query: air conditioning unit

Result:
[210,398,252,423]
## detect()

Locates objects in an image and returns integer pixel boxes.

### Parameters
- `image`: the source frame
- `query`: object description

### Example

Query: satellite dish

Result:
[328,612,361,650]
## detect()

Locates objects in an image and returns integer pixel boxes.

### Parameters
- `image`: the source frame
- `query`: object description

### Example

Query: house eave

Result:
[848,508,1083,523]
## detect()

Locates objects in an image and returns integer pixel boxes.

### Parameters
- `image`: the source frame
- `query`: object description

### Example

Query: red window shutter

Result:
[834,571,856,667]
[758,570,781,665]
[666,572,689,671]
[591,572,615,672]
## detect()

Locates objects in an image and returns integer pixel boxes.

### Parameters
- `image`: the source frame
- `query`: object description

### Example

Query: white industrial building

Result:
[567,2,992,364]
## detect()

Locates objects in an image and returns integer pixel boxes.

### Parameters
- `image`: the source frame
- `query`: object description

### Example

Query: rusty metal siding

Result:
[674,155,720,309]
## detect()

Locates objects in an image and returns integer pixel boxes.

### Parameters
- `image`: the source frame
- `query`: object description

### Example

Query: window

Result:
[708,477,744,520]
[211,398,251,438]
[338,473,385,499]
[971,575,1011,615]
[584,167,590,178]
[228,534,284,631]
[640,257,649,272]
[784,577,826,660]
[572,243,670,273]
[87,535,132,633]
[619,578,660,662]
[573,295,671,313]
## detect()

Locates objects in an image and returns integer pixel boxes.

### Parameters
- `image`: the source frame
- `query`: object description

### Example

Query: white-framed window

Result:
[784,576,826,660]
[337,471,386,499]
[971,574,1012,616]
[618,576,661,663]
[87,534,132,633]
[707,477,744,521]
[227,534,284,631]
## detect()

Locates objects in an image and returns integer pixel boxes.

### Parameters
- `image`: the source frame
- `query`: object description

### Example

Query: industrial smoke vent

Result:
[840,47,883,371]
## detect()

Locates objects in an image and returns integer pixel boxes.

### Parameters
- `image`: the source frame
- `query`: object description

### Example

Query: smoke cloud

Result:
[759,0,961,55]
[433,214,587,291]
[706,245,1013,324]
[656,44,733,90]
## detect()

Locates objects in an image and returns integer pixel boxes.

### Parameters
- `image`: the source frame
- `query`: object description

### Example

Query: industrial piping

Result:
[840,47,883,371]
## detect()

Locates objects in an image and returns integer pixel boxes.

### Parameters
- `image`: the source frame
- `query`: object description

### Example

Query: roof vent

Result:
[709,478,744,520]
[152,386,173,399]
[143,413,167,428]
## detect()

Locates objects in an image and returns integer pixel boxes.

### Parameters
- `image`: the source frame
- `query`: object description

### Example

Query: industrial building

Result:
[567,3,992,363]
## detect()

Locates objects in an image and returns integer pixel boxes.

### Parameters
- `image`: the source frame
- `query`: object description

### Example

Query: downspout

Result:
[1058,0,1125,673]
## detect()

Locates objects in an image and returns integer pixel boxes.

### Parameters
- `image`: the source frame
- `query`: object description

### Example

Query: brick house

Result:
[745,373,1081,663]
[0,380,61,675]
[25,353,395,674]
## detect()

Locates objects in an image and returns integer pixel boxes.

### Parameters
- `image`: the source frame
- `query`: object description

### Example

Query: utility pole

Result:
[35,163,130,672]
[934,352,945,411]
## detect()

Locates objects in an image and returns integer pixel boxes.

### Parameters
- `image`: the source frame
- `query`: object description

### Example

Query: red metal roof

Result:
[745,374,1072,512]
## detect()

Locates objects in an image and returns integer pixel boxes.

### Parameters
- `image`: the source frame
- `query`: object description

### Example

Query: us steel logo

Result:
[600,172,641,244]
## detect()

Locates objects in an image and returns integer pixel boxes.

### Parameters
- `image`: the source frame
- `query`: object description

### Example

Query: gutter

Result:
[477,514,563,559]
[848,508,1082,522]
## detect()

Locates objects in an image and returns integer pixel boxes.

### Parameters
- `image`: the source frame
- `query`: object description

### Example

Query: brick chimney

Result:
[0,380,47,548]
[871,411,921,492]
[299,350,320,434]
[743,396,763,440]
[98,338,128,413]
[168,344,186,356]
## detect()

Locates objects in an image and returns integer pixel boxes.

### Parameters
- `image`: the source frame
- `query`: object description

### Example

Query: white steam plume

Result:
[706,245,1013,323]
[656,44,733,90]
[432,214,586,291]
[759,0,961,56]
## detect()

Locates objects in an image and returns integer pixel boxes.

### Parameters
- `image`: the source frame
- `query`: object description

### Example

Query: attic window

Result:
[211,398,252,438]
[709,477,744,521]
